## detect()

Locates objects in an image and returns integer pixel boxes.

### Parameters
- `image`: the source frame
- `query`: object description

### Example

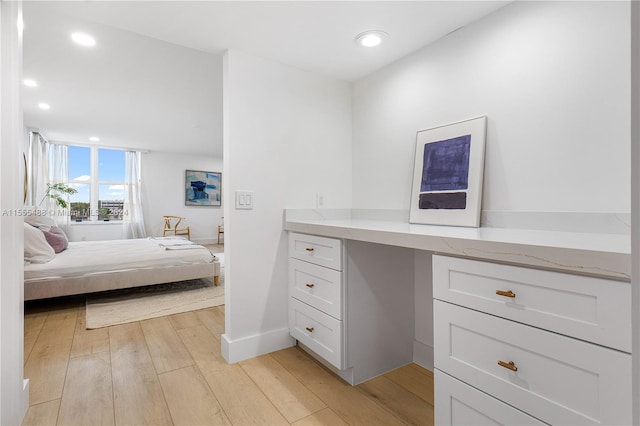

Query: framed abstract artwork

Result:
[409,116,487,227]
[185,170,221,206]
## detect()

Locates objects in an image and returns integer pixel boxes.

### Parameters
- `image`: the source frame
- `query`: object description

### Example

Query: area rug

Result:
[85,275,224,329]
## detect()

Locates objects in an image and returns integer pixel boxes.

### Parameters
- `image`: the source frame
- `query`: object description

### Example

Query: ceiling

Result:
[23,1,509,156]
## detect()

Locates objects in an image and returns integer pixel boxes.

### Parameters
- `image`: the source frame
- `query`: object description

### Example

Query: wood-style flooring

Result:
[23,291,434,426]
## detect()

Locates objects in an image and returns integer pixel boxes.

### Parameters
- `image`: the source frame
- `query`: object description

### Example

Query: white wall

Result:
[352,1,630,214]
[66,222,123,242]
[222,49,352,362]
[1,2,29,424]
[351,1,631,369]
[631,1,640,422]
[142,152,223,244]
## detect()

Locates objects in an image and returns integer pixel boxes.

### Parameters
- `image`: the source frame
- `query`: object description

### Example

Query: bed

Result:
[24,236,220,301]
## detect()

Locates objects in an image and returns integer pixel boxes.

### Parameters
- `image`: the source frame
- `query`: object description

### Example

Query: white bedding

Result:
[24,237,214,282]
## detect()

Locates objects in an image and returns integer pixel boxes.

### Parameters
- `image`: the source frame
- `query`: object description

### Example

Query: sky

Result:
[68,146,125,203]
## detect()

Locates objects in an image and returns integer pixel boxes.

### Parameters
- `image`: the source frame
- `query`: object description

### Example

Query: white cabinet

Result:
[435,370,545,426]
[288,233,415,384]
[433,255,631,352]
[289,232,342,270]
[289,258,342,319]
[289,298,343,368]
[433,255,632,425]
[288,232,345,370]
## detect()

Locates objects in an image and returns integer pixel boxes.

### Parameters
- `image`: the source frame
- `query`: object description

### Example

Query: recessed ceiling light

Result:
[89,136,100,142]
[23,79,38,87]
[38,103,50,110]
[71,32,96,47]
[355,30,388,48]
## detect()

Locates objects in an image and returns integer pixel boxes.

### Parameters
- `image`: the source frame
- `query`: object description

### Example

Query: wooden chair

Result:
[217,217,224,244]
[163,215,190,240]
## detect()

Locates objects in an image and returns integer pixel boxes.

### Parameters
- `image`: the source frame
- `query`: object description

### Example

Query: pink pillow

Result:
[42,226,68,253]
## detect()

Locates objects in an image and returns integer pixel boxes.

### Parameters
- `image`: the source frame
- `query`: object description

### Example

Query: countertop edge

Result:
[284,219,631,281]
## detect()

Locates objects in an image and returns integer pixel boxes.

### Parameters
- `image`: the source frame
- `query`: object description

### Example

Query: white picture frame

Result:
[409,116,487,227]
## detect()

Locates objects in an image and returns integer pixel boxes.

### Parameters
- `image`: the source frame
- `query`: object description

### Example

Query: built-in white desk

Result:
[284,209,632,425]
[284,209,630,280]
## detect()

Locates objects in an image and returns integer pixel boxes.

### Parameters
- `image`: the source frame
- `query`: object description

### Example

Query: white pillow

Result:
[23,206,56,231]
[24,223,55,264]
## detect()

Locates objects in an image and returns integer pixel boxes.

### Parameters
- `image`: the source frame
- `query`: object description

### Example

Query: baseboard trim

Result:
[413,340,434,370]
[20,378,29,424]
[221,328,295,364]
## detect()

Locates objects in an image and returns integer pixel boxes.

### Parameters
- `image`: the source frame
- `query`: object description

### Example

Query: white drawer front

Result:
[289,232,342,270]
[289,258,342,319]
[433,255,631,352]
[435,369,545,426]
[434,300,631,426]
[289,298,343,369]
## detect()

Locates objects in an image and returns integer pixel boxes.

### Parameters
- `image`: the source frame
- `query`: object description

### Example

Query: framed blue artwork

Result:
[185,170,221,206]
[409,116,487,227]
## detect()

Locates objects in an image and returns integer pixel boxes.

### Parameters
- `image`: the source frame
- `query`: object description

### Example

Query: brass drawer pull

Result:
[496,290,516,298]
[305,247,314,252]
[305,283,315,288]
[305,327,314,333]
[498,360,518,372]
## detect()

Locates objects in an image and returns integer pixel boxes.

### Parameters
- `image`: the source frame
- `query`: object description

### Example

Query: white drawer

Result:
[434,300,631,426]
[433,255,631,352]
[289,297,343,369]
[289,232,342,270]
[434,369,545,426]
[289,258,342,320]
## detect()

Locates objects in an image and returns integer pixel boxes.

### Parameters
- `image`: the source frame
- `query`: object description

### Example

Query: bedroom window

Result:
[69,146,126,222]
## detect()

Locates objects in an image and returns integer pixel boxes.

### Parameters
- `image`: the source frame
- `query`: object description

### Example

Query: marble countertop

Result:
[284,210,631,280]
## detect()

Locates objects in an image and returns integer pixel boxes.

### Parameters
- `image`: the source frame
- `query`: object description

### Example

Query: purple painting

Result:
[419,192,467,210]
[421,135,471,192]
[419,135,471,210]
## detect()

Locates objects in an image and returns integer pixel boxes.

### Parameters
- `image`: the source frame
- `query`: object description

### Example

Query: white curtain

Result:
[48,144,70,230]
[28,132,70,230]
[122,151,147,239]
[26,132,69,231]
[27,132,48,207]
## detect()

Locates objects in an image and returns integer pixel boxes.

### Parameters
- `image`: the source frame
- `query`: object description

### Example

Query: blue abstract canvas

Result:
[421,135,471,192]
[185,170,221,206]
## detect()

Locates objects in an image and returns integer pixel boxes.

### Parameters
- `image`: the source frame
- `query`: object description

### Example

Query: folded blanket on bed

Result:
[150,237,194,245]
[162,245,204,251]
[149,237,201,250]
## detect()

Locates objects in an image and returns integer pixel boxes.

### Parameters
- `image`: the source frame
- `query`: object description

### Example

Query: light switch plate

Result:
[235,190,254,209]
